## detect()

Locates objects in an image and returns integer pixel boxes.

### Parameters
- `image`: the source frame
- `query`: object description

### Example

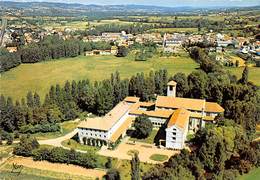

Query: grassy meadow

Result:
[149,27,198,33]
[225,67,260,86]
[239,168,260,180]
[0,54,198,100]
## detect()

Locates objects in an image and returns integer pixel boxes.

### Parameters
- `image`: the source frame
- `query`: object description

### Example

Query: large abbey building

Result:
[78,81,224,149]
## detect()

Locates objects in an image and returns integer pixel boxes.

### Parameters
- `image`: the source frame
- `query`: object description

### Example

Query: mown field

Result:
[239,168,260,180]
[148,27,198,33]
[43,19,136,31]
[0,54,198,100]
[225,67,260,86]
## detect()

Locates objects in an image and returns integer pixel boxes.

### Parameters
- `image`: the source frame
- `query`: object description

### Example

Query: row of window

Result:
[152,122,164,126]
[80,132,107,139]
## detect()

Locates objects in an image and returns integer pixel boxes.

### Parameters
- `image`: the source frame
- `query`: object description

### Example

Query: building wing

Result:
[156,96,205,111]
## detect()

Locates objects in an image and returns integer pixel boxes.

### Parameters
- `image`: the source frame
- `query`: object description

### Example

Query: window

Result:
[169,86,173,91]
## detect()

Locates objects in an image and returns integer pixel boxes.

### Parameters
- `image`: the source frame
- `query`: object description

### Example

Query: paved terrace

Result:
[98,137,179,164]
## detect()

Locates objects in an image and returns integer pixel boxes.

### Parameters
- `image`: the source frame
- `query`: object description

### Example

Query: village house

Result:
[84,46,118,56]
[78,81,224,149]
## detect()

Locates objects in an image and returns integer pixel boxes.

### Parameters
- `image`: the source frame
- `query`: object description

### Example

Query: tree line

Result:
[141,46,260,180]
[0,35,112,72]
[1,46,259,138]
[143,120,260,179]
[13,135,100,169]
[84,23,155,36]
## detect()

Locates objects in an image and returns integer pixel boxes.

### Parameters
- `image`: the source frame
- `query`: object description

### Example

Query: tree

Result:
[104,169,121,180]
[34,92,41,108]
[172,73,189,97]
[133,115,153,139]
[188,71,208,99]
[235,60,239,67]
[131,153,140,180]
[238,66,249,84]
[13,135,39,156]
[105,157,112,169]
[116,46,128,57]
[27,91,34,108]
[6,133,13,145]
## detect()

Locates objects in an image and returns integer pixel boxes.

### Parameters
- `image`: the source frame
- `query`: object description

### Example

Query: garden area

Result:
[30,120,80,140]
[129,129,159,144]
[61,139,100,152]
[149,154,169,162]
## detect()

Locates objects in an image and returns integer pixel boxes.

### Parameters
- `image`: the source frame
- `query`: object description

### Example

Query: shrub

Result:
[133,115,153,139]
[105,157,112,169]
[104,169,121,180]
[13,136,39,156]
[32,147,98,169]
[19,123,61,134]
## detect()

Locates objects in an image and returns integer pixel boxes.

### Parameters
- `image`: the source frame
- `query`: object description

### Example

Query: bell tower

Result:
[167,81,177,97]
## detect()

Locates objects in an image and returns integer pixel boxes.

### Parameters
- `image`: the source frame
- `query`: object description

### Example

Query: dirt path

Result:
[6,156,106,179]
[38,128,78,147]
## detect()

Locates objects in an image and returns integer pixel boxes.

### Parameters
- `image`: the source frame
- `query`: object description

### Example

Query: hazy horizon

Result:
[3,0,260,7]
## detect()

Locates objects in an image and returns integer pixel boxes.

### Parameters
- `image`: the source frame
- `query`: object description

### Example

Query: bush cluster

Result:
[19,123,61,134]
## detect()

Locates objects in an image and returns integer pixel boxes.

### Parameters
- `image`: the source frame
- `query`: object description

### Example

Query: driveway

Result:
[98,139,179,164]
[39,129,78,147]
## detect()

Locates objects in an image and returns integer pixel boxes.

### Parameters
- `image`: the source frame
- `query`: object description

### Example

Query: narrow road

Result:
[38,128,79,147]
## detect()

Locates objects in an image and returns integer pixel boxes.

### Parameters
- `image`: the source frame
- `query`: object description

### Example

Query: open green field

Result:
[149,27,198,33]
[239,168,260,180]
[0,164,92,180]
[225,67,260,86]
[30,120,80,140]
[114,159,154,180]
[0,54,198,100]
[61,139,100,152]
[43,19,136,30]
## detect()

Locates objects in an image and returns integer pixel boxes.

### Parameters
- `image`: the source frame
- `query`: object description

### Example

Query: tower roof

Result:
[167,108,190,129]
[167,81,177,86]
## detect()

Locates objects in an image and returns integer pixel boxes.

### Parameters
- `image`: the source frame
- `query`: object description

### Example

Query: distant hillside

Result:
[0,1,260,18]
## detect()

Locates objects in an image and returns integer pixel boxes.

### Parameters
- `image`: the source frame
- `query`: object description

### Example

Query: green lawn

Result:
[149,27,198,33]
[0,164,92,180]
[149,154,169,162]
[225,67,260,86]
[129,129,159,144]
[30,120,80,140]
[115,159,154,180]
[61,139,100,152]
[239,168,260,180]
[0,54,198,100]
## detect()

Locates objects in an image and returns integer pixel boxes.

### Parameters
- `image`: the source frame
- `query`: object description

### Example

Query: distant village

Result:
[1,22,260,67]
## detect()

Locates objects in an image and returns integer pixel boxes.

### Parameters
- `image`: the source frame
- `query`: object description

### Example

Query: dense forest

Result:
[0,35,111,72]
[143,47,260,179]
[143,121,259,179]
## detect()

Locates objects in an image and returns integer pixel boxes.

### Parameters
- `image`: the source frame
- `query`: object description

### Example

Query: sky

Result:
[6,0,260,7]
